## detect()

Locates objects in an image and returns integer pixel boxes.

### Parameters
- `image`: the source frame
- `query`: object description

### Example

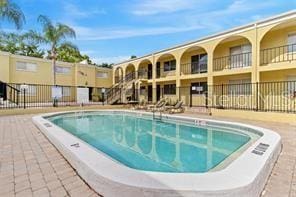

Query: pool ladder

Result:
[152,110,162,121]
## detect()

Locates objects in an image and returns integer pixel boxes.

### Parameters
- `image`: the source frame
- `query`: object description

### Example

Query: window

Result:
[55,66,71,74]
[287,76,296,96]
[140,86,146,95]
[230,44,252,68]
[288,33,296,53]
[97,72,108,78]
[228,78,251,95]
[163,60,176,72]
[191,54,208,73]
[16,62,37,72]
[62,87,71,97]
[191,82,208,95]
[18,85,37,96]
[164,84,176,95]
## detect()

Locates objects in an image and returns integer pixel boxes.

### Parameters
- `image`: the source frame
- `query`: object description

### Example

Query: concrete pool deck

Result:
[0,112,295,197]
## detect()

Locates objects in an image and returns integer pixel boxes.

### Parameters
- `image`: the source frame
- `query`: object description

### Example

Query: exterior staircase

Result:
[106,72,137,104]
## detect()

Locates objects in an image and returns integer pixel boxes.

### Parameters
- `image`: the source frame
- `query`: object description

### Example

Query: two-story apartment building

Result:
[0,52,113,105]
[110,10,296,115]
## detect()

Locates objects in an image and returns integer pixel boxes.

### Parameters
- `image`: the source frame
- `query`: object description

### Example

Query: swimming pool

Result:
[33,110,281,197]
[47,112,257,173]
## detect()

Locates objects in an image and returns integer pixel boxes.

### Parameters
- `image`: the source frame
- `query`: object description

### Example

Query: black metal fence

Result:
[137,81,296,113]
[0,82,106,110]
[180,61,207,75]
[260,44,296,65]
[213,52,252,71]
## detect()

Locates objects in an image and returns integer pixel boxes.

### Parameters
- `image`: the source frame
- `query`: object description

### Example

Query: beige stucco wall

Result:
[0,52,113,89]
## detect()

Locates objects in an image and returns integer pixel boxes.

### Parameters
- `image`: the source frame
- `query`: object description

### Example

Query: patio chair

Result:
[146,98,165,111]
[134,100,148,110]
[147,99,168,112]
[166,100,185,114]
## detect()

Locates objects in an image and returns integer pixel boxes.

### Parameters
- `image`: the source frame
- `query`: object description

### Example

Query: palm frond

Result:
[56,23,76,40]
[0,0,25,29]
[59,41,78,51]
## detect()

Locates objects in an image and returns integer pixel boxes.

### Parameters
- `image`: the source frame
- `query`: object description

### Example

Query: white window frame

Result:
[55,66,71,75]
[97,72,108,78]
[287,33,296,53]
[16,62,37,72]
[230,44,252,68]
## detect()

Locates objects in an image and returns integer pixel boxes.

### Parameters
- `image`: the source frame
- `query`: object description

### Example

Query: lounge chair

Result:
[146,98,165,111]
[166,101,185,114]
[134,100,148,110]
[147,99,168,112]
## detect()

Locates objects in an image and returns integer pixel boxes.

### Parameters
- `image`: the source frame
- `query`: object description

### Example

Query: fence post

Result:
[256,82,259,111]
[23,88,26,109]
[221,84,224,109]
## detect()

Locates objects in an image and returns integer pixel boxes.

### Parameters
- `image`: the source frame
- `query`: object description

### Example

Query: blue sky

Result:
[3,0,296,64]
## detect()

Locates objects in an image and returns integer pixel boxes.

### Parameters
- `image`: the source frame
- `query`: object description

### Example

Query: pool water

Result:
[48,112,252,173]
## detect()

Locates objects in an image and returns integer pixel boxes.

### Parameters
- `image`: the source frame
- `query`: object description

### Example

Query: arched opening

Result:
[260,19,296,66]
[114,67,123,83]
[180,46,208,75]
[125,64,136,82]
[213,36,252,71]
[155,54,176,78]
[138,59,153,80]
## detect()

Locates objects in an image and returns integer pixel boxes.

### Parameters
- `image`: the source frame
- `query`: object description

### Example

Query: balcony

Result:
[181,61,207,75]
[138,69,152,80]
[213,52,252,71]
[260,44,296,66]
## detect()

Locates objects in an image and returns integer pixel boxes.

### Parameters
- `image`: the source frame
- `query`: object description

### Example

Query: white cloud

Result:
[131,0,196,16]
[92,56,130,64]
[63,2,106,18]
[74,24,203,41]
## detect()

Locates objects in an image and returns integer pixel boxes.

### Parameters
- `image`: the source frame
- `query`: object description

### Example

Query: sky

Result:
[2,0,296,64]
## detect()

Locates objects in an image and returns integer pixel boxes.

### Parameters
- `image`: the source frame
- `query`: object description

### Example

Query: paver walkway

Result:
[0,114,295,197]
[0,115,100,197]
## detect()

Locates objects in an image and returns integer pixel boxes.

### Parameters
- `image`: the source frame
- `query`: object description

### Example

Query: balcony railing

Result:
[156,68,176,78]
[125,72,136,82]
[181,61,207,75]
[213,52,252,71]
[260,44,296,65]
[138,70,153,80]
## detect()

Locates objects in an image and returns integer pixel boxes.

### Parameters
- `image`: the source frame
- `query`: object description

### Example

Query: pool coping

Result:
[32,110,282,197]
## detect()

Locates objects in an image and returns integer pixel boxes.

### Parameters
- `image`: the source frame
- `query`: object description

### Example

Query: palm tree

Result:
[0,0,25,29]
[37,15,76,85]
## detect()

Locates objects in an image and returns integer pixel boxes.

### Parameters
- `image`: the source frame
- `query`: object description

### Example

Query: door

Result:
[190,82,208,107]
[156,62,161,78]
[230,46,242,68]
[191,55,199,74]
[157,85,161,101]
[88,87,93,101]
[148,85,152,102]
[148,64,152,79]
[0,82,7,100]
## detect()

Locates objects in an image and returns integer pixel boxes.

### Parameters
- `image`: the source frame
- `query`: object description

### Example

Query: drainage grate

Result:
[71,143,80,148]
[252,143,270,156]
[44,123,52,127]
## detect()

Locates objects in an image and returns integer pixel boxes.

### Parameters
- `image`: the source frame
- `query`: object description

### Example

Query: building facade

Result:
[0,52,113,104]
[111,11,296,113]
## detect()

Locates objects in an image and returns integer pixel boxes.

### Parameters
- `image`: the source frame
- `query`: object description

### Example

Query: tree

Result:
[131,55,137,59]
[97,63,113,69]
[0,31,44,57]
[0,0,25,29]
[54,43,95,64]
[37,15,76,85]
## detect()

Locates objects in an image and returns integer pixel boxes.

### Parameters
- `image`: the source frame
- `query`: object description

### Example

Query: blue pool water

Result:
[47,112,252,173]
